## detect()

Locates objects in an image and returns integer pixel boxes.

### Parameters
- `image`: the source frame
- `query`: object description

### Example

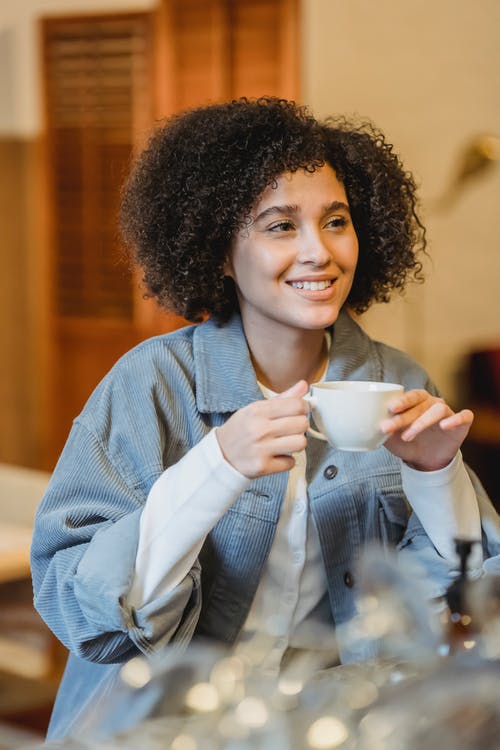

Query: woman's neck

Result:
[246,327,329,393]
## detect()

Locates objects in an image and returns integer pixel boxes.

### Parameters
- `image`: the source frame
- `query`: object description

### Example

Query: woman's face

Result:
[225,164,359,339]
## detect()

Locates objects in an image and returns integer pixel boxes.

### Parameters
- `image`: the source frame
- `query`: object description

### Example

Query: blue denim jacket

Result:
[31,311,500,740]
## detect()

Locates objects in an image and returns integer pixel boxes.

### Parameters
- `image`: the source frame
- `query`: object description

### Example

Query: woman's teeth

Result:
[290,280,333,291]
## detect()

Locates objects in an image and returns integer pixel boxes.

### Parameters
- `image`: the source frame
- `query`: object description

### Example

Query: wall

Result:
[302,0,500,405]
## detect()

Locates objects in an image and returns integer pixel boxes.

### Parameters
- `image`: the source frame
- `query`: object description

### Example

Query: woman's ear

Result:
[223,256,234,279]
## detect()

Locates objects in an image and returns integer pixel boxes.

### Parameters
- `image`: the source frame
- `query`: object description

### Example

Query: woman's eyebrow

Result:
[254,204,299,222]
[254,200,351,223]
[323,200,351,214]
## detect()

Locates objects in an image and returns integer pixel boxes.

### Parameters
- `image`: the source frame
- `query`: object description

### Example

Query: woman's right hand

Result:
[215,380,310,478]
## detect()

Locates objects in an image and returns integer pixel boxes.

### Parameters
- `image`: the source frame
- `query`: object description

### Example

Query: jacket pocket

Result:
[377,490,410,546]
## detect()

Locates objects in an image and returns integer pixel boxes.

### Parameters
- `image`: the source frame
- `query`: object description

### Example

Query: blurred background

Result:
[0,0,498,743]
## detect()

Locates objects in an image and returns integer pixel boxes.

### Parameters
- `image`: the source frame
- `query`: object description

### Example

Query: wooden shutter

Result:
[41,13,157,467]
[230,0,298,98]
[155,0,299,114]
[42,13,153,322]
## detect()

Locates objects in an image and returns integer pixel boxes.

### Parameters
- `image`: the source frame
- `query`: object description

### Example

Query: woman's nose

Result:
[297,230,331,265]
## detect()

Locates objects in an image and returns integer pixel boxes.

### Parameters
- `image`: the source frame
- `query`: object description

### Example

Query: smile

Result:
[288,279,334,291]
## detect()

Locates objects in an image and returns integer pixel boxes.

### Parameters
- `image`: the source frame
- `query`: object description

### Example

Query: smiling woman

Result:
[30,97,500,742]
[224,165,359,389]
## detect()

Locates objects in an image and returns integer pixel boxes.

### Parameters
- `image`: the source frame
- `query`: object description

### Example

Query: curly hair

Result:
[120,97,425,323]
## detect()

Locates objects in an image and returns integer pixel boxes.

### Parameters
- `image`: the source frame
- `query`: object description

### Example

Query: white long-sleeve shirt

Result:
[128,425,482,659]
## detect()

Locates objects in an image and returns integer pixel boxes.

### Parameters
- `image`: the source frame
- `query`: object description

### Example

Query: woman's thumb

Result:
[277,380,309,398]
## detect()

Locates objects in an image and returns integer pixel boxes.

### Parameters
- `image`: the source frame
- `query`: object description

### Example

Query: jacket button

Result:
[343,571,355,588]
[323,465,338,480]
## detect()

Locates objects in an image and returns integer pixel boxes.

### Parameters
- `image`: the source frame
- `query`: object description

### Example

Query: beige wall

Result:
[302,0,500,405]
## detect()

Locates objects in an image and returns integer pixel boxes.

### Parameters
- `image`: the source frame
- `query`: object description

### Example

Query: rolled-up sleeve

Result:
[31,421,201,663]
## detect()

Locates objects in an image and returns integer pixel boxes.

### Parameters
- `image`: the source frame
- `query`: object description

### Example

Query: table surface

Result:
[0,462,48,583]
[0,522,33,584]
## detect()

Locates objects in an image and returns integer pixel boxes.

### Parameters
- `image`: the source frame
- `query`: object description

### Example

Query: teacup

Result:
[305,380,404,451]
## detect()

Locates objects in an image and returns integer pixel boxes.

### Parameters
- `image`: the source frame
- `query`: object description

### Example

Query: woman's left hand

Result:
[380,389,474,471]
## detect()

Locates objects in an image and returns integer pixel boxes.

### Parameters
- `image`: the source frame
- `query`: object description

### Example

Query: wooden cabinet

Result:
[39,0,299,469]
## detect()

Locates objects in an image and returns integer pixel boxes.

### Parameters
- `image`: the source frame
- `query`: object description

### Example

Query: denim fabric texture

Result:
[30,310,500,740]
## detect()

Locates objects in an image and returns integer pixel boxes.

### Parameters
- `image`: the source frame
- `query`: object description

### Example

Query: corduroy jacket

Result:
[31,310,500,740]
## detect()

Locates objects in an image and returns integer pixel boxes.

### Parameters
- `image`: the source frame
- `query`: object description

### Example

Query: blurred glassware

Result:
[356,657,500,750]
[336,544,443,668]
[26,543,500,750]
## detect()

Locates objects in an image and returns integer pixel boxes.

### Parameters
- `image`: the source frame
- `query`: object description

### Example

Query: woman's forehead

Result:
[253,165,347,212]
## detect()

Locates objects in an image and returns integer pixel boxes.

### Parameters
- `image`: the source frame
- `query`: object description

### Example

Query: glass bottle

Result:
[444,537,481,654]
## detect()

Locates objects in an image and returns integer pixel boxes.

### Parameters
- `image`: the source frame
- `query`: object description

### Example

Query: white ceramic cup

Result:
[305,380,404,451]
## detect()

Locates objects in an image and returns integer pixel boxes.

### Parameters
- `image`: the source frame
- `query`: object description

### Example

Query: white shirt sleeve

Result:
[401,451,483,570]
[128,428,251,607]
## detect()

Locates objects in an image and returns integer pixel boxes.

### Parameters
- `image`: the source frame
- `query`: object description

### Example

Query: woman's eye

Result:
[325,216,348,229]
[268,220,295,232]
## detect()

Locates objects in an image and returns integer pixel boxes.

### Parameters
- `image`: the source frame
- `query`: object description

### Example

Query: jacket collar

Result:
[193,309,380,413]
[193,314,262,413]
[324,310,382,383]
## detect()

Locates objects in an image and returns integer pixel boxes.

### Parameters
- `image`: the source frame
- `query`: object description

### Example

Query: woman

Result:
[31,98,500,740]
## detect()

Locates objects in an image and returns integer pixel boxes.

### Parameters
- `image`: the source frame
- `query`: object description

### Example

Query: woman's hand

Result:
[216,380,310,478]
[381,389,474,471]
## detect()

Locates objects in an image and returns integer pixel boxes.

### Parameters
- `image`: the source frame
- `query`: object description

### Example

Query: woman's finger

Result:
[387,389,437,414]
[381,402,443,434]
[268,415,310,439]
[276,380,310,399]
[438,409,474,430]
[269,433,308,455]
[400,401,455,441]
[259,395,310,419]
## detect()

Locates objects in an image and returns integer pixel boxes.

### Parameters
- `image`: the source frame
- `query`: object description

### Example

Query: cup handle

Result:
[303,393,329,442]
[307,426,329,441]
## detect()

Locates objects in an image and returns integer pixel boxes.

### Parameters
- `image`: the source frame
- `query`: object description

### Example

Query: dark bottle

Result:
[444,538,481,654]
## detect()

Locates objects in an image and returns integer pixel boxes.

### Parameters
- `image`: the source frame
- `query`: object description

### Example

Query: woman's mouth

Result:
[288,279,334,291]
